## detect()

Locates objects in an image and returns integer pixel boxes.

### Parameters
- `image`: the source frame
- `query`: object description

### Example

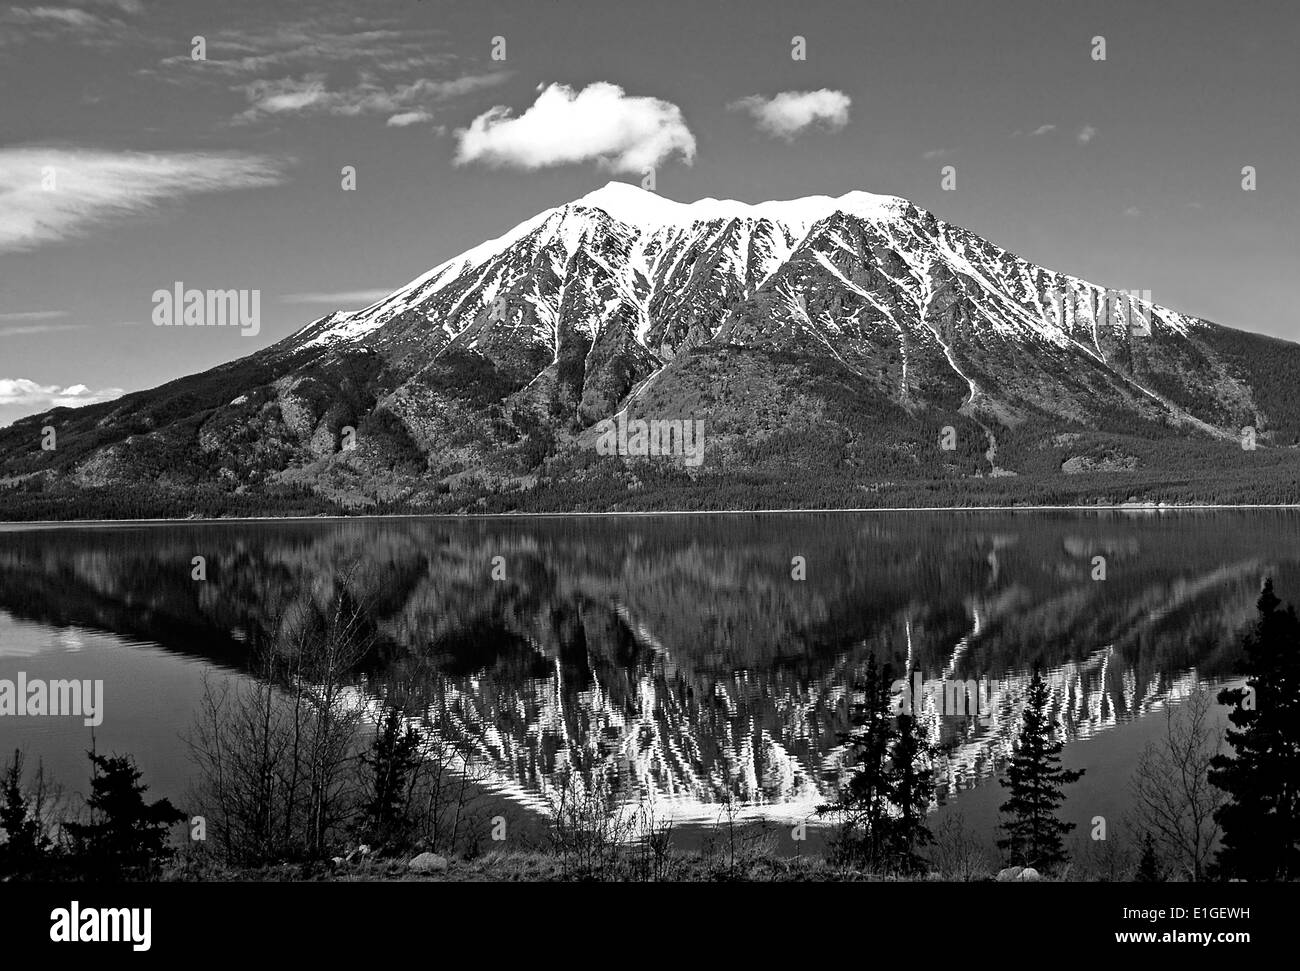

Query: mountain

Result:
[5,181,1300,518]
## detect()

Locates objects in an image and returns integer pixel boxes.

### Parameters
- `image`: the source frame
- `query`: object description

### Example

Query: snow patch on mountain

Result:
[572,180,909,233]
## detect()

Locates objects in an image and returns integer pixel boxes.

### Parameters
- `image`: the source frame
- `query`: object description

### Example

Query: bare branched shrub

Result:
[713,790,744,879]
[1129,686,1226,881]
[280,574,378,856]
[545,769,635,879]
[185,571,377,862]
[699,792,777,880]
[407,722,494,856]
[371,654,501,858]
[186,673,296,863]
[1071,831,1136,882]
[926,812,992,881]
[631,800,675,882]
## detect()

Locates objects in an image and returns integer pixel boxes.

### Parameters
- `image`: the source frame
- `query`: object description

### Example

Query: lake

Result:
[0,510,1280,853]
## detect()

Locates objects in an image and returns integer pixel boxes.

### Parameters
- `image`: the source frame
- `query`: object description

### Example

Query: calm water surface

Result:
[0,511,1281,844]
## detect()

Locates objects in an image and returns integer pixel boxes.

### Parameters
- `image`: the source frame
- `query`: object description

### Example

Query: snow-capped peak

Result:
[571,180,909,232]
[298,179,1192,374]
[303,182,913,347]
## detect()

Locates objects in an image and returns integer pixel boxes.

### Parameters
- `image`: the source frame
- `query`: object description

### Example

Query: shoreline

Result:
[5,502,1300,528]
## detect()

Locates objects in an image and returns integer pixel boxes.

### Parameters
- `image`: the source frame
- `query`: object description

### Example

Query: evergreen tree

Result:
[817,657,939,873]
[0,750,52,876]
[886,711,937,873]
[64,750,186,879]
[997,668,1085,871]
[358,707,423,850]
[1208,578,1300,880]
[816,655,897,870]
[1136,832,1164,882]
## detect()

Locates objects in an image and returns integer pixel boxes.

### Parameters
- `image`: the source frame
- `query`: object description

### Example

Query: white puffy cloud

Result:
[0,147,290,252]
[0,378,125,426]
[729,89,851,140]
[454,82,696,173]
[1077,124,1097,144]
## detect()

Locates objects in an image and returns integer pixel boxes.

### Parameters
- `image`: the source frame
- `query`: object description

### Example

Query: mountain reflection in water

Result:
[0,511,1287,823]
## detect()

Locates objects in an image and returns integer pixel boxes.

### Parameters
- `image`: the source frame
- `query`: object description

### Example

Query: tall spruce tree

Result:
[997,668,1085,871]
[817,655,897,870]
[817,657,938,873]
[886,711,937,873]
[1208,578,1300,880]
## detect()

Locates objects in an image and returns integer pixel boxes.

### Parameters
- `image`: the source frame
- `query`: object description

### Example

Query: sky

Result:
[2,0,1297,427]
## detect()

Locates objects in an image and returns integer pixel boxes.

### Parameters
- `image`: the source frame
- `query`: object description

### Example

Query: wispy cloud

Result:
[728,89,852,140]
[455,82,696,173]
[10,7,100,28]
[0,323,88,337]
[85,0,145,12]
[922,148,950,160]
[0,310,68,321]
[0,310,80,336]
[281,289,395,307]
[235,71,510,124]
[158,23,452,77]
[1031,124,1057,136]
[0,147,291,253]
[1077,124,1098,144]
[1,2,141,47]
